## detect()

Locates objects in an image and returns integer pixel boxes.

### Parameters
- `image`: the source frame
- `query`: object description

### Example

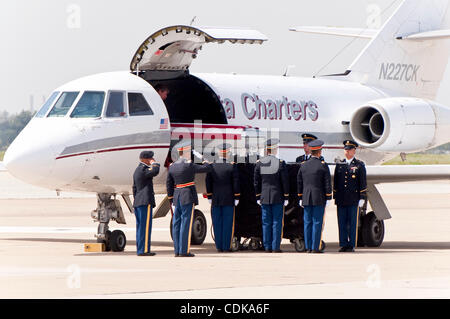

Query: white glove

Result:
[171,205,175,212]
[234,199,239,206]
[257,200,261,206]
[208,199,212,205]
[325,200,330,207]
[299,200,303,207]
[284,200,289,207]
[358,199,365,207]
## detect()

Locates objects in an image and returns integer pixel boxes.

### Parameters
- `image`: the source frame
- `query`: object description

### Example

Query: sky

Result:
[1,0,449,114]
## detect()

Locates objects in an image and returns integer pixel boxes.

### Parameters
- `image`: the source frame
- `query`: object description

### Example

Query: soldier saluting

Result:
[132,151,160,256]
[254,139,289,253]
[166,141,211,257]
[206,143,240,253]
[297,140,332,253]
[333,140,367,252]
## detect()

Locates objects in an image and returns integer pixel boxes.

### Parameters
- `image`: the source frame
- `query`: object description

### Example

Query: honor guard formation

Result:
[134,134,367,256]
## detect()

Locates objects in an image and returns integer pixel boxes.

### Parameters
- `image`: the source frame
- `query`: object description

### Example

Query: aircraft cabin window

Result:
[47,92,80,117]
[35,91,59,118]
[70,91,105,118]
[128,93,154,116]
[106,92,125,118]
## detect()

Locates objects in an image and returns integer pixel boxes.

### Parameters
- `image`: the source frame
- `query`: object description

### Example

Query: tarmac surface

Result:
[0,171,449,299]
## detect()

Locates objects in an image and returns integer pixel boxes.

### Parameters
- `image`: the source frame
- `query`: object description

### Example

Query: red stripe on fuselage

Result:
[56,145,170,160]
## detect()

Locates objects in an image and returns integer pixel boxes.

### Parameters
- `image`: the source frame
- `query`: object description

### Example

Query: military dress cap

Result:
[139,150,154,159]
[343,140,358,150]
[301,133,318,144]
[175,140,192,151]
[265,138,280,150]
[309,139,324,151]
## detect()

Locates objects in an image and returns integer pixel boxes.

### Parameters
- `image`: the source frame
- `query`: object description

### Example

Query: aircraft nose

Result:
[3,127,56,185]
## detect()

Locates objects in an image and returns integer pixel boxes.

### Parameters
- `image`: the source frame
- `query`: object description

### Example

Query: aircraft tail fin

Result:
[346,0,450,100]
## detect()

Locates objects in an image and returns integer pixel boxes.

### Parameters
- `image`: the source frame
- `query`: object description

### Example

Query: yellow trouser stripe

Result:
[229,207,236,250]
[144,205,151,253]
[281,205,285,242]
[187,204,195,253]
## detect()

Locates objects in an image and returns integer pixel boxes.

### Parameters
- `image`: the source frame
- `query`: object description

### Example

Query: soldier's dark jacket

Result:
[296,154,324,163]
[133,162,160,207]
[166,158,211,206]
[206,160,240,206]
[297,157,332,206]
[254,155,289,205]
[333,158,367,206]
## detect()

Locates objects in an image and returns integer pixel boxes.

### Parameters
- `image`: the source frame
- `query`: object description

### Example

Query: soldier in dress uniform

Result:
[254,138,289,253]
[166,141,211,257]
[333,140,367,252]
[206,143,240,252]
[296,133,318,163]
[297,140,332,253]
[132,151,160,256]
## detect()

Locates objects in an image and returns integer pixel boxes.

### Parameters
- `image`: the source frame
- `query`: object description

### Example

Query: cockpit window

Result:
[128,93,154,116]
[35,91,59,118]
[47,92,79,117]
[70,91,105,118]
[106,92,126,118]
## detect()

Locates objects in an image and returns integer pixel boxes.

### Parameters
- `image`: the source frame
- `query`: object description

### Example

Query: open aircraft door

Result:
[130,25,268,76]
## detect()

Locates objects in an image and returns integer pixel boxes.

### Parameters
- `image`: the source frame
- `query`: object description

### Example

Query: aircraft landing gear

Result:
[91,193,127,252]
[357,199,385,247]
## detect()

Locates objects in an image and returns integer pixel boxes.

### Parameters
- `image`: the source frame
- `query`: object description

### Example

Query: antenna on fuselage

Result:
[190,16,197,26]
[283,65,296,77]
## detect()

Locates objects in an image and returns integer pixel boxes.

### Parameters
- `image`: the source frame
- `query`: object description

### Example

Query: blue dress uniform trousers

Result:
[337,205,359,248]
[261,204,284,251]
[211,205,235,251]
[303,205,325,251]
[172,199,195,255]
[134,205,153,255]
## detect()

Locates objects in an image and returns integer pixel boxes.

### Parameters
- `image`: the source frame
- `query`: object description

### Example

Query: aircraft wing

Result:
[289,26,377,39]
[364,165,450,183]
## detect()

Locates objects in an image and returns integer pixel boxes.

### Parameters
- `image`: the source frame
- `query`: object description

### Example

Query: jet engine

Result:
[349,97,450,152]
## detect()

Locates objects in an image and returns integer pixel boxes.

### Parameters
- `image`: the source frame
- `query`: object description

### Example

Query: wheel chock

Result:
[84,243,105,252]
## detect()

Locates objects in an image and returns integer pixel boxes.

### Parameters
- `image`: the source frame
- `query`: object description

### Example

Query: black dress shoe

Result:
[180,253,195,257]
[138,252,156,256]
[339,247,347,252]
[217,249,224,252]
[273,249,283,253]
[312,250,324,254]
[307,249,312,253]
[347,247,355,252]
[175,254,179,257]
[265,250,272,253]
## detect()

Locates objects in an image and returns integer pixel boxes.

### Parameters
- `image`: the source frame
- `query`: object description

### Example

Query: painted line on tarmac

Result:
[0,226,169,234]
[0,267,161,277]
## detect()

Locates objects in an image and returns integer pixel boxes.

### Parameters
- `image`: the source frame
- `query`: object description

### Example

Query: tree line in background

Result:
[0,111,35,151]
[0,110,449,153]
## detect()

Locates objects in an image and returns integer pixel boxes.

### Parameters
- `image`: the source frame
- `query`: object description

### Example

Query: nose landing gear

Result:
[91,193,127,252]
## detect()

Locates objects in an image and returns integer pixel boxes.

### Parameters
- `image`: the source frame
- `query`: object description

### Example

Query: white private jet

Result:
[4,0,450,251]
